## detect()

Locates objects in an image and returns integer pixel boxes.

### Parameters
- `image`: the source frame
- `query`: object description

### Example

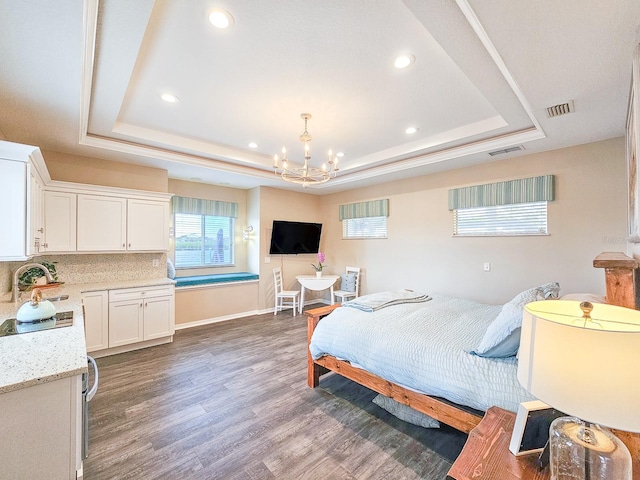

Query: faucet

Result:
[10,263,55,303]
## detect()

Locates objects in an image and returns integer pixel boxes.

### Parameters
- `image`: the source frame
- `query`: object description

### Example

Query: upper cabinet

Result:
[50,188,171,253]
[0,140,172,258]
[0,141,49,261]
[77,194,127,251]
[75,194,169,252]
[127,199,169,251]
[43,191,77,252]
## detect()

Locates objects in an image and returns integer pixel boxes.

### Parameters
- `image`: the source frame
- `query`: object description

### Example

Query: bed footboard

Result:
[306,304,341,387]
[305,303,483,433]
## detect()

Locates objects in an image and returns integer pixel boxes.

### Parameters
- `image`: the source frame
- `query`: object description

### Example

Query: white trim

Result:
[79,0,98,146]
[454,0,544,135]
[89,335,172,358]
[173,300,330,330]
[45,179,173,201]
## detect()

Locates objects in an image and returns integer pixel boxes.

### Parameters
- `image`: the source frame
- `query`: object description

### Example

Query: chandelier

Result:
[273,113,338,187]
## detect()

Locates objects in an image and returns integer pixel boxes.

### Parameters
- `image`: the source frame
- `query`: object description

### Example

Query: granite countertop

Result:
[0,277,176,395]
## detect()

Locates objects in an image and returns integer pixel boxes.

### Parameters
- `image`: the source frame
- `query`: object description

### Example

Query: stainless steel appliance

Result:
[83,356,99,460]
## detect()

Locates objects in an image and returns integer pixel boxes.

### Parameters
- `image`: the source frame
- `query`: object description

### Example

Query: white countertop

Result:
[0,277,175,394]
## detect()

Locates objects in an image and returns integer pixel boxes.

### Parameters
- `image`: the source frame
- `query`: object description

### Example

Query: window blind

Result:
[172,196,238,217]
[339,199,389,220]
[448,175,554,211]
[453,202,548,236]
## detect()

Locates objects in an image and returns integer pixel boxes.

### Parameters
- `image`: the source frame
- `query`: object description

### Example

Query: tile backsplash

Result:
[0,253,168,294]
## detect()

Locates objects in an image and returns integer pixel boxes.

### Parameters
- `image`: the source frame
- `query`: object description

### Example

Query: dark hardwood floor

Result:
[84,309,467,479]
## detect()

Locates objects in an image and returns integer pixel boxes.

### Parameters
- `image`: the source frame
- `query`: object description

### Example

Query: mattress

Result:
[309,294,534,413]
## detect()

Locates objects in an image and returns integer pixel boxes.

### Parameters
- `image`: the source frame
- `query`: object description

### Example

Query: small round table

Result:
[295,275,340,313]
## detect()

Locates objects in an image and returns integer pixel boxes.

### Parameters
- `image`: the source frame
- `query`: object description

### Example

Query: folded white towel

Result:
[342,290,431,312]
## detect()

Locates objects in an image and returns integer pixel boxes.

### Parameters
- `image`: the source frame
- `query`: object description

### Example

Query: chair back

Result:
[273,267,284,294]
[345,266,361,295]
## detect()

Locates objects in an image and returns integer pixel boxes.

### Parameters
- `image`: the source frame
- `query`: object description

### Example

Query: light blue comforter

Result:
[309,294,534,412]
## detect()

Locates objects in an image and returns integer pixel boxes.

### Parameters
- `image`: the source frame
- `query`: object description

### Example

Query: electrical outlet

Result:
[265,257,271,264]
[152,259,159,267]
[483,262,491,272]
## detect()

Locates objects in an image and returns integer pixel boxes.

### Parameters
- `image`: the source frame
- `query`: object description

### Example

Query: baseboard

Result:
[89,336,173,358]
[174,300,331,330]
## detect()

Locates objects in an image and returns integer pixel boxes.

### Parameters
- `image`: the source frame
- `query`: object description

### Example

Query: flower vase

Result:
[316,271,322,278]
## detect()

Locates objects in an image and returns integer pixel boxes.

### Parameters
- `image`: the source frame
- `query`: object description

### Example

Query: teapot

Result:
[16,288,56,323]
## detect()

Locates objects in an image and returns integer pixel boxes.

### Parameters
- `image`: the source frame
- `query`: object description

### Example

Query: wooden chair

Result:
[332,266,360,304]
[273,267,299,316]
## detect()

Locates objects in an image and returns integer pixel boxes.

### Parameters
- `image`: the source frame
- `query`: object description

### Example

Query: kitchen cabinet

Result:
[127,199,169,251]
[82,290,109,353]
[0,375,81,479]
[75,194,169,252]
[29,167,45,255]
[108,285,175,349]
[43,191,77,252]
[0,141,49,260]
[77,194,127,251]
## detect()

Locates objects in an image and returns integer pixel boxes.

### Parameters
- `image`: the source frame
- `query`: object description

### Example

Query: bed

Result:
[307,287,549,433]
[307,254,639,438]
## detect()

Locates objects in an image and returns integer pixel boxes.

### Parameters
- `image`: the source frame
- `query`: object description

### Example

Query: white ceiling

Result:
[1,0,639,194]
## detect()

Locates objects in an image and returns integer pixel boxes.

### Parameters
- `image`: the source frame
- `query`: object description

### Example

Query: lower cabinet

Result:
[0,375,81,480]
[82,290,109,352]
[83,284,175,355]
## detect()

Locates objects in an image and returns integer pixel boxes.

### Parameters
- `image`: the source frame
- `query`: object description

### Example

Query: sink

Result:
[43,295,69,302]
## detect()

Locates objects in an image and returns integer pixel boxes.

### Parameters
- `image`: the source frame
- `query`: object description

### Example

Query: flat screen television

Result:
[269,220,322,255]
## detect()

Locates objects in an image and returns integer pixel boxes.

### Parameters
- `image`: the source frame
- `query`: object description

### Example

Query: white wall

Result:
[320,138,627,304]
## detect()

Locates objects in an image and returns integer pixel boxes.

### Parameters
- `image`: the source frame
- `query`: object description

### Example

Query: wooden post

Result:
[306,304,341,387]
[593,252,639,309]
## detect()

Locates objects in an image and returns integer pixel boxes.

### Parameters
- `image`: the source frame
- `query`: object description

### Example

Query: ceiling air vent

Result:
[488,145,525,157]
[546,100,575,118]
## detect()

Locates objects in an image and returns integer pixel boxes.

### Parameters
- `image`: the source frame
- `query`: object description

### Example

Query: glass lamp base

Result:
[550,417,631,480]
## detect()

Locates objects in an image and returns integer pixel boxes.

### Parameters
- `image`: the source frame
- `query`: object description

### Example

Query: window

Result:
[453,201,548,236]
[340,199,389,239]
[174,213,234,267]
[343,216,388,239]
[171,196,238,268]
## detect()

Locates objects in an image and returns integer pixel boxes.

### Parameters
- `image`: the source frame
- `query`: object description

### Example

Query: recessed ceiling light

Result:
[190,177,202,182]
[394,54,415,69]
[405,126,419,135]
[336,152,344,157]
[208,9,234,29]
[248,142,258,149]
[161,93,179,103]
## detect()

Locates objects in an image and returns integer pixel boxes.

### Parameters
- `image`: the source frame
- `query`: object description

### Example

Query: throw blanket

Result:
[342,290,431,312]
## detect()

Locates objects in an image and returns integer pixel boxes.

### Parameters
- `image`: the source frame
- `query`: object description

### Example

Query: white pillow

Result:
[372,394,440,428]
[472,283,560,358]
[167,258,176,279]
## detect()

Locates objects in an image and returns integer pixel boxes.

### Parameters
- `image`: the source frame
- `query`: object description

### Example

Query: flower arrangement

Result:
[311,252,325,272]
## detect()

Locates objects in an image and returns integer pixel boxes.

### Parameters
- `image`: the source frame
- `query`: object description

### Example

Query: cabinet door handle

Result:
[128,243,131,248]
[123,243,126,248]
[139,303,143,308]
[37,228,44,233]
[145,302,148,307]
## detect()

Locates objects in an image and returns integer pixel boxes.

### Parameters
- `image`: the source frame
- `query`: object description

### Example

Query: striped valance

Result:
[339,199,389,220]
[448,175,554,211]
[172,196,238,217]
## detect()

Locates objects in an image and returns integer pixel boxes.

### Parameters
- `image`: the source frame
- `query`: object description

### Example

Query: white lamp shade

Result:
[518,300,640,433]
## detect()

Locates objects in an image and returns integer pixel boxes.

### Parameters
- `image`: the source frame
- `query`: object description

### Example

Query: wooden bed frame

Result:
[306,252,640,443]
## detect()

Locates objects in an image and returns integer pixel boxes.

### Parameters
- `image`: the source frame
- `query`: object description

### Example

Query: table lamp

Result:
[518,300,640,480]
